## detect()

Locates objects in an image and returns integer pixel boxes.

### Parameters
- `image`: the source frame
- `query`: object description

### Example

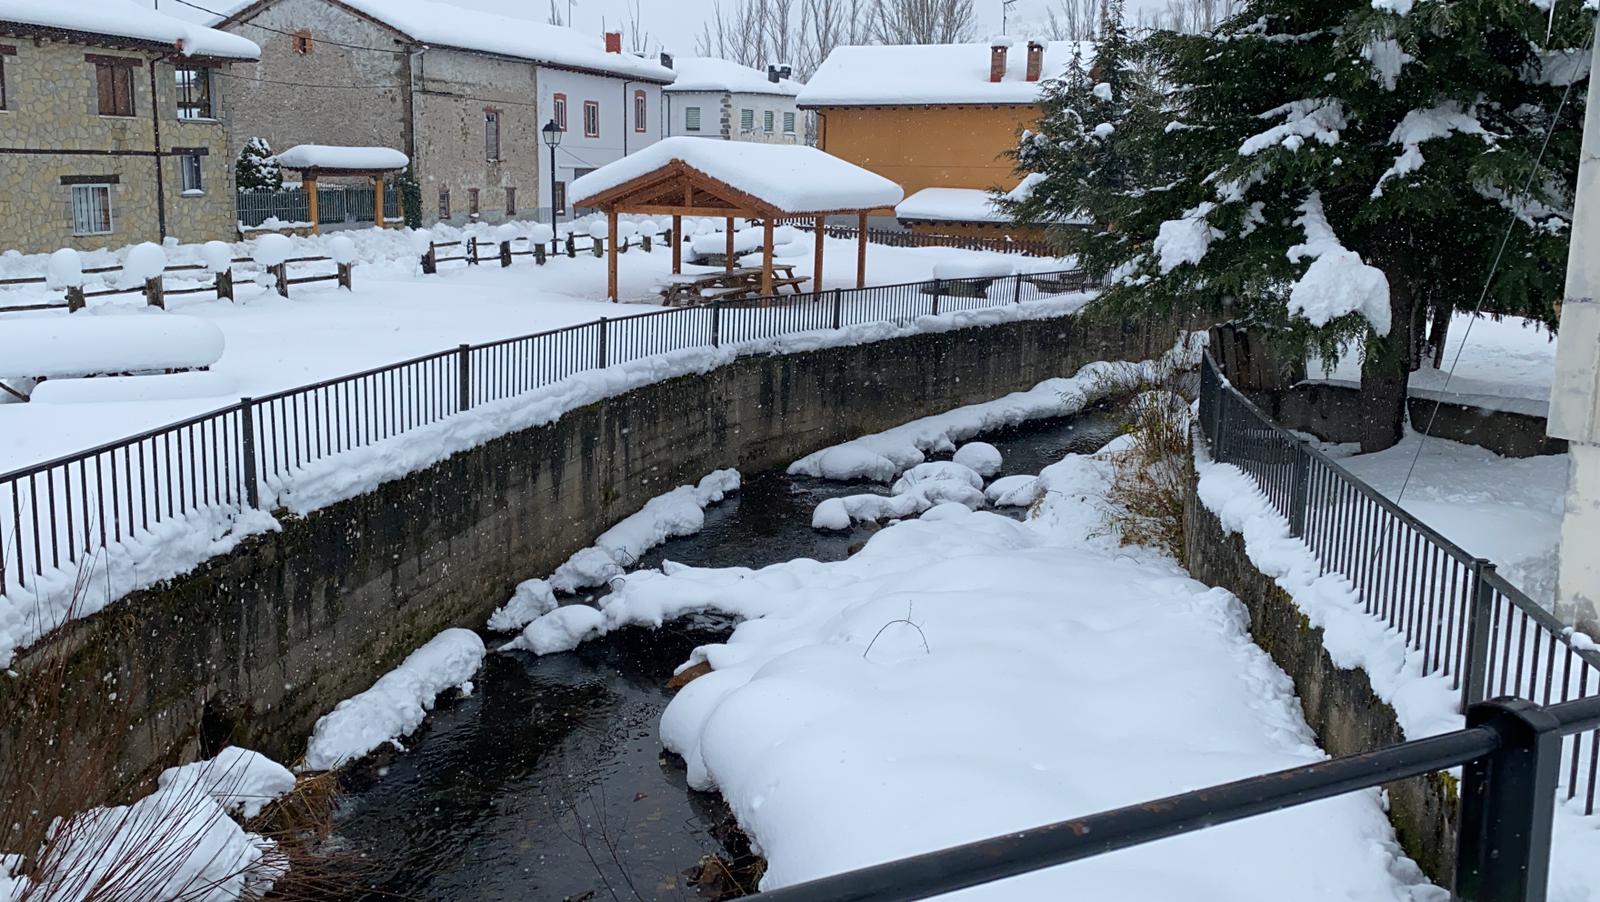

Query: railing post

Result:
[710,302,721,348]
[66,285,86,312]
[1463,559,1498,709]
[1013,274,1023,304]
[931,279,942,316]
[1454,698,1561,902]
[337,262,353,290]
[1288,443,1310,538]
[832,288,843,329]
[457,343,472,412]
[239,397,260,509]
[499,241,513,267]
[1212,385,1230,463]
[214,269,234,302]
[597,317,609,368]
[468,236,480,265]
[144,275,165,309]
[271,263,288,298]
[422,242,437,275]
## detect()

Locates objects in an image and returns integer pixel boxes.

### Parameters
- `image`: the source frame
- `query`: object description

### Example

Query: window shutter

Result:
[95,64,114,114]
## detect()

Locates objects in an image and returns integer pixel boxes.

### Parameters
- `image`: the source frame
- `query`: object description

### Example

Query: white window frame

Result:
[740,108,754,132]
[684,106,700,132]
[763,110,774,133]
[783,111,796,134]
[179,153,204,193]
[70,184,114,236]
[583,100,600,138]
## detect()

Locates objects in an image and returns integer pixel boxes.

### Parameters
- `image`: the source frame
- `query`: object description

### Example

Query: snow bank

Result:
[157,747,296,819]
[273,145,409,172]
[570,137,904,214]
[302,628,486,771]
[0,314,225,379]
[985,473,1041,506]
[487,578,557,633]
[932,258,1016,280]
[501,604,607,655]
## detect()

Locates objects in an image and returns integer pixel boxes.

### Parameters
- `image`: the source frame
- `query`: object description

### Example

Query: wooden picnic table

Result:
[659,263,807,306]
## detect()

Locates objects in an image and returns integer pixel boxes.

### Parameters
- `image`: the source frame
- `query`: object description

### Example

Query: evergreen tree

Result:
[393,165,423,230]
[1057,0,1590,452]
[235,138,282,193]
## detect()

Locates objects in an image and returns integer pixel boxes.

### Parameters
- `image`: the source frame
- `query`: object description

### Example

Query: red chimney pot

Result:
[604,31,622,54]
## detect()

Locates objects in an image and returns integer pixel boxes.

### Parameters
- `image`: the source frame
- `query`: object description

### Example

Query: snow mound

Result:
[501,604,607,655]
[488,578,557,633]
[157,747,296,819]
[0,315,225,379]
[891,460,984,494]
[252,233,293,267]
[302,628,486,771]
[121,242,168,287]
[328,235,358,265]
[932,258,1016,280]
[985,474,1041,507]
[46,248,83,289]
[952,441,1003,476]
[201,240,234,274]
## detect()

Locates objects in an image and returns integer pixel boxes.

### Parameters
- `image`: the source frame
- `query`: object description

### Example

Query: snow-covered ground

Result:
[510,438,1442,899]
[1311,311,1557,415]
[0,226,1059,474]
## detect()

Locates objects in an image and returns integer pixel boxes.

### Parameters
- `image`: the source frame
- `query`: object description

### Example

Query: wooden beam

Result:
[373,174,385,229]
[606,204,746,218]
[762,219,775,300]
[671,214,682,275]
[725,217,735,274]
[608,207,619,302]
[813,215,825,293]
[856,211,868,289]
[306,177,320,236]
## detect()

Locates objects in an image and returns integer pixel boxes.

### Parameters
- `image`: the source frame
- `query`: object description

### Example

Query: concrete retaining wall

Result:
[1183,476,1459,886]
[6,311,1176,799]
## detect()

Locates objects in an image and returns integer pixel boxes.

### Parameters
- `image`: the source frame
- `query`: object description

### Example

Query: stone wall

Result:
[1183,470,1459,887]
[413,48,539,227]
[4,311,1175,801]
[0,38,235,253]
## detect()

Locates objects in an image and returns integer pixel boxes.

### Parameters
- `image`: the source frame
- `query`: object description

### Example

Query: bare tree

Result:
[795,0,873,76]
[1138,0,1240,33]
[868,0,976,44]
[624,0,655,54]
[1035,0,1104,42]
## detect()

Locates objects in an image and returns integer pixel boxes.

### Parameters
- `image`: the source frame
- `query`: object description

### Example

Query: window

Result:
[439,189,450,220]
[292,30,312,54]
[505,187,516,216]
[71,185,113,236]
[740,108,754,132]
[175,67,214,120]
[783,111,796,134]
[0,46,13,111]
[552,180,566,216]
[633,89,647,133]
[469,188,480,216]
[583,100,599,138]
[92,58,136,117]
[684,106,700,132]
[179,153,204,192]
[763,110,774,133]
[485,109,501,161]
[553,93,567,130]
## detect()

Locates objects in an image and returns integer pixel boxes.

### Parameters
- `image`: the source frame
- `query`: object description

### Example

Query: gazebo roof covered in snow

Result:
[275,145,410,178]
[569,137,902,217]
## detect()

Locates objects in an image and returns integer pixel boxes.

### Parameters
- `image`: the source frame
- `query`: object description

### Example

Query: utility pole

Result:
[1547,14,1600,633]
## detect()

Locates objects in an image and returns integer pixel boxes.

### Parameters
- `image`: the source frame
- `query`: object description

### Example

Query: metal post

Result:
[1288,443,1311,538]
[1013,274,1023,304]
[597,317,609,367]
[1463,559,1498,708]
[1213,385,1230,463]
[832,288,843,329]
[457,343,472,412]
[1454,698,1561,902]
[931,279,942,316]
[710,302,721,348]
[239,397,260,509]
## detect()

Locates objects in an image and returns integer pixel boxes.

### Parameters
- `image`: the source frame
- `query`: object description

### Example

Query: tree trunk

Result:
[1427,300,1452,370]
[1358,272,1417,453]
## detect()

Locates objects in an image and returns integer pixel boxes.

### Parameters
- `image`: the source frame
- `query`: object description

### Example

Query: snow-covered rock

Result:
[501,604,607,655]
[952,441,1003,476]
[157,747,296,819]
[487,578,557,633]
[985,474,1041,507]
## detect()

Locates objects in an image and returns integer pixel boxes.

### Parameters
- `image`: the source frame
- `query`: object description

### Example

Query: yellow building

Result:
[799,38,1086,242]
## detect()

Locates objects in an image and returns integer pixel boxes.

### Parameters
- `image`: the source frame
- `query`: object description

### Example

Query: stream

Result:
[326,410,1122,901]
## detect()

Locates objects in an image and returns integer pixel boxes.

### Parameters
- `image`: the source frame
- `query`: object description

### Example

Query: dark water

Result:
[328,411,1121,901]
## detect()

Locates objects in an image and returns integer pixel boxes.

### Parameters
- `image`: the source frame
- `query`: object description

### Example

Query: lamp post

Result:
[542,119,564,234]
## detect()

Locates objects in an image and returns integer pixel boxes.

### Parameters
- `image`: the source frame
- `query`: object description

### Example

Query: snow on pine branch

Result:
[1154,202,1220,274]
[1374,101,1493,197]
[1286,193,1391,335]
[1239,99,1347,156]
[1362,38,1413,91]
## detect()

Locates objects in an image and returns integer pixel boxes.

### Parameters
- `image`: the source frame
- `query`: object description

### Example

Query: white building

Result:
[662,57,804,145]
[538,50,672,220]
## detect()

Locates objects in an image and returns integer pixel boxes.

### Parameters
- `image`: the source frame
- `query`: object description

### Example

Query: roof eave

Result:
[0,20,258,60]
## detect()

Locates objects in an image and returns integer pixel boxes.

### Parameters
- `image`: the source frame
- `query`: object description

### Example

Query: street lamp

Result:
[542,119,564,233]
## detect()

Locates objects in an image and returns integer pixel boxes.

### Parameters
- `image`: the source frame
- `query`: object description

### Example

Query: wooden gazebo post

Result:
[725,217,735,274]
[856,211,868,289]
[373,174,386,229]
[607,207,620,301]
[813,216,825,291]
[671,214,682,274]
[306,173,321,236]
[761,218,775,298]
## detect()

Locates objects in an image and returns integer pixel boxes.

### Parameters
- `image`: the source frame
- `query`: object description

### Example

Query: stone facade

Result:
[0,36,238,253]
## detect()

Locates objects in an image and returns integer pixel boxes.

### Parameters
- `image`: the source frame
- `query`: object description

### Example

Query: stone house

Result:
[209,0,674,227]
[663,57,804,145]
[0,5,260,254]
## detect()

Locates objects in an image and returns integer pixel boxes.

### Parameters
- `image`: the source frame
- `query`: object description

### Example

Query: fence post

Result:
[1288,443,1310,538]
[592,237,605,259]
[931,279,942,316]
[271,264,288,298]
[499,241,513,267]
[566,234,577,258]
[144,275,165,309]
[642,234,653,253]
[597,317,609,368]
[1213,386,1230,462]
[66,286,86,312]
[215,269,234,302]
[1013,274,1023,304]
[337,262,353,291]
[832,288,843,329]
[457,344,472,412]
[1462,559,1498,709]
[468,237,480,265]
[422,242,438,275]
[1453,698,1560,902]
[710,302,721,348]
[239,397,260,509]
[534,243,547,265]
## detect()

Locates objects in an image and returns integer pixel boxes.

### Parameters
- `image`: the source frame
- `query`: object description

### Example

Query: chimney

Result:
[768,64,781,84]
[1026,41,1044,82]
[660,51,674,69]
[604,31,622,53]
[989,37,1012,83]
[779,64,793,80]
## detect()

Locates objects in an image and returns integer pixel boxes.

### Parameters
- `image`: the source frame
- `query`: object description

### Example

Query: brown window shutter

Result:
[114,66,134,115]
[95,64,113,114]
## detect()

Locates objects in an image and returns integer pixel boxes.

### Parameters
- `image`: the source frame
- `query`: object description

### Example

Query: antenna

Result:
[1002,0,1018,33]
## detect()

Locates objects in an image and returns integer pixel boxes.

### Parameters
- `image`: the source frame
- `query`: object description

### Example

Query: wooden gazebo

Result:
[568,138,905,301]
[274,145,411,235]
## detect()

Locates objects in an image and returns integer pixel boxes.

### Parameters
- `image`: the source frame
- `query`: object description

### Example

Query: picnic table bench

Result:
[659,264,807,306]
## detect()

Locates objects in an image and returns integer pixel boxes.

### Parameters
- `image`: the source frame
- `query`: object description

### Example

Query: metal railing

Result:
[237,186,400,228]
[0,270,1087,612]
[777,221,1059,258]
[1198,348,1600,816]
[749,695,1600,901]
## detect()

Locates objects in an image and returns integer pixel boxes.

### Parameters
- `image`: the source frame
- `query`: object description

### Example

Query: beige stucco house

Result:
[0,5,261,254]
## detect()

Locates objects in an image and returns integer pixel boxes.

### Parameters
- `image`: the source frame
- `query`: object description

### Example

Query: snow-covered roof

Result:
[798,40,1089,107]
[275,145,410,172]
[663,57,802,97]
[219,0,673,82]
[0,0,261,60]
[570,137,903,214]
[896,188,1008,223]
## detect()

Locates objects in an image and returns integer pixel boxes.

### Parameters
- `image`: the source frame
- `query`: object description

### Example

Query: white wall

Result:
[663,90,801,143]
[537,67,664,221]
[664,90,725,139]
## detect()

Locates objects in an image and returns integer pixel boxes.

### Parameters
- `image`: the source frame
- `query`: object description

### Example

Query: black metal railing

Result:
[0,270,1088,613]
[748,695,1600,901]
[1198,349,1600,816]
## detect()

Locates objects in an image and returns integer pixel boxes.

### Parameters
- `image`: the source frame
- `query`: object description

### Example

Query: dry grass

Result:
[1096,368,1196,560]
